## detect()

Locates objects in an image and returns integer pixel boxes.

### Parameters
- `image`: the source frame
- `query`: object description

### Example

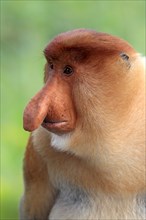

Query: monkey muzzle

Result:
[23,77,76,134]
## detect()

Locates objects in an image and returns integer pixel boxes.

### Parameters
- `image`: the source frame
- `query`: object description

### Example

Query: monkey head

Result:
[23,29,145,157]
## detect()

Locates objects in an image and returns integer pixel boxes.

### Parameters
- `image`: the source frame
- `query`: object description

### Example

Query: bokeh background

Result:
[1,0,145,219]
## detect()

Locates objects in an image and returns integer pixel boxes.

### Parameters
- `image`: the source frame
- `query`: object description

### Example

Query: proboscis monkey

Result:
[20,29,145,220]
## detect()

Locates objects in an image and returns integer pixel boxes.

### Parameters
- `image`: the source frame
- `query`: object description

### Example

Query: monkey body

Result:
[20,29,145,220]
[21,126,145,220]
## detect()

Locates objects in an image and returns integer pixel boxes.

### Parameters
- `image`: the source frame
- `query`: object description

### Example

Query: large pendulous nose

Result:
[23,79,56,132]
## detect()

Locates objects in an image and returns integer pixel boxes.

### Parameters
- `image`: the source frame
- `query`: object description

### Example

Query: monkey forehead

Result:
[44,29,136,59]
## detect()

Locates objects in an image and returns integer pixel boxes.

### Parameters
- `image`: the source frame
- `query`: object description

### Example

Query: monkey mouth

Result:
[41,120,69,133]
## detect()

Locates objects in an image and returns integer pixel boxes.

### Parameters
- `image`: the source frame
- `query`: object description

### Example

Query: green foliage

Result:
[1,0,145,219]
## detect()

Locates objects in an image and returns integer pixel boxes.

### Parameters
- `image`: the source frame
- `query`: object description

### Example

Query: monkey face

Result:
[23,63,77,134]
[23,29,138,136]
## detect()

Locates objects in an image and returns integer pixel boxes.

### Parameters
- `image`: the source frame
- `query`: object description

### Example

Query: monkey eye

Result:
[63,65,73,76]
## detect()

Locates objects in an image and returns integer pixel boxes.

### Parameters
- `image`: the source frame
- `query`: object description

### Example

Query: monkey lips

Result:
[41,117,74,134]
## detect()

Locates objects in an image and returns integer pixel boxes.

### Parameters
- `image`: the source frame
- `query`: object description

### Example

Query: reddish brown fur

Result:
[21,137,56,220]
[20,29,145,220]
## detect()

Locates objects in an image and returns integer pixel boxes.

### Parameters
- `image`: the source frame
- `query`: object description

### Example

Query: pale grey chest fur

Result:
[56,185,89,207]
[49,184,146,220]
[49,184,92,220]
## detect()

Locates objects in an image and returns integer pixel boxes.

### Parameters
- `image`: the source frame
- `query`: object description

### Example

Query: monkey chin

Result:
[41,119,74,151]
[32,126,72,152]
[50,132,71,151]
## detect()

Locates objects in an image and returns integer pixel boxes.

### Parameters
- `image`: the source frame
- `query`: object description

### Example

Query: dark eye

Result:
[63,65,73,76]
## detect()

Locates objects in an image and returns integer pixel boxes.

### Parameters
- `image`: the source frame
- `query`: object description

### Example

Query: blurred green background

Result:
[1,0,145,219]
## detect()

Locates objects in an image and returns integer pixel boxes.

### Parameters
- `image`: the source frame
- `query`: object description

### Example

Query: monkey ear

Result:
[120,52,129,61]
[120,52,131,69]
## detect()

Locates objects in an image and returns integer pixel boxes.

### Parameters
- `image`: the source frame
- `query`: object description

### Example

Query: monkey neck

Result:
[32,125,145,195]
